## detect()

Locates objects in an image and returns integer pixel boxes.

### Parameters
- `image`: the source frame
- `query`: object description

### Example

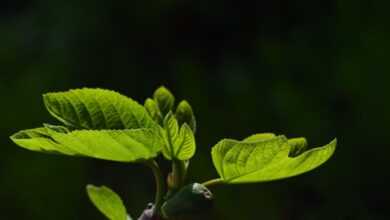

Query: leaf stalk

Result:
[171,159,187,189]
[145,160,165,214]
[202,178,224,187]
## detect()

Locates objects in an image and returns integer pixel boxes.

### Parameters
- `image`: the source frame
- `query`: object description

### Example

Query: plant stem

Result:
[171,159,186,189]
[202,178,224,187]
[145,160,165,214]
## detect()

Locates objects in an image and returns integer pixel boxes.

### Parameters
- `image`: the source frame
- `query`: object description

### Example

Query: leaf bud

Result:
[144,98,163,124]
[153,86,175,116]
[175,100,196,133]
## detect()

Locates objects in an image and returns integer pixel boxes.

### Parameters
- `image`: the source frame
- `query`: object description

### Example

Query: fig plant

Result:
[10,86,337,220]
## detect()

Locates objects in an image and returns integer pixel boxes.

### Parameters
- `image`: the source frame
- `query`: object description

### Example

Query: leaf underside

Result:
[211,134,336,184]
[87,185,128,220]
[10,126,162,162]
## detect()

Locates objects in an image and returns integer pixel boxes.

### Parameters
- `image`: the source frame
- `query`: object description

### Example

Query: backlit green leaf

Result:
[243,133,309,157]
[87,185,128,220]
[10,127,162,162]
[211,135,336,184]
[43,88,156,129]
[242,133,276,142]
[10,126,77,155]
[287,137,308,157]
[162,113,196,160]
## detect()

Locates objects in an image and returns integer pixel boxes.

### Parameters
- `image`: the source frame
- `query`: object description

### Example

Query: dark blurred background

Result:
[1,0,389,219]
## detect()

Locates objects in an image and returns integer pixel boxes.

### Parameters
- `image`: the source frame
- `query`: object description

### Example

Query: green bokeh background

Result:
[1,0,389,219]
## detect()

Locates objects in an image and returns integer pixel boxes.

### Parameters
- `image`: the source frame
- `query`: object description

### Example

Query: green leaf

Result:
[162,113,196,160]
[288,137,308,157]
[153,86,175,116]
[10,127,162,162]
[175,100,196,133]
[243,133,309,156]
[242,133,276,142]
[211,135,336,184]
[87,185,128,220]
[10,126,77,155]
[43,88,156,130]
[43,123,71,133]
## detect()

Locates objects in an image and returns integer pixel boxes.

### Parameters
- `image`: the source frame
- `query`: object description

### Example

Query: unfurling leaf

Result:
[87,185,129,220]
[153,86,175,116]
[43,88,156,130]
[175,100,196,133]
[211,134,336,184]
[10,127,162,162]
[161,112,196,160]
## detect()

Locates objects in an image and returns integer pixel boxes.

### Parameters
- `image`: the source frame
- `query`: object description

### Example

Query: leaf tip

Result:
[86,184,95,189]
[86,184,99,193]
[329,138,338,151]
[176,100,196,133]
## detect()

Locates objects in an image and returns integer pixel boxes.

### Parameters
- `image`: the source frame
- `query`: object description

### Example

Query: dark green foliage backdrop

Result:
[1,0,389,219]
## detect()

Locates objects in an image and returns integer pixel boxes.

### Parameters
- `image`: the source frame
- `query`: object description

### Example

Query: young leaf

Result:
[162,113,196,160]
[144,98,163,124]
[211,135,336,184]
[43,88,156,130]
[10,128,163,162]
[175,100,196,133]
[86,185,128,220]
[153,86,175,116]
